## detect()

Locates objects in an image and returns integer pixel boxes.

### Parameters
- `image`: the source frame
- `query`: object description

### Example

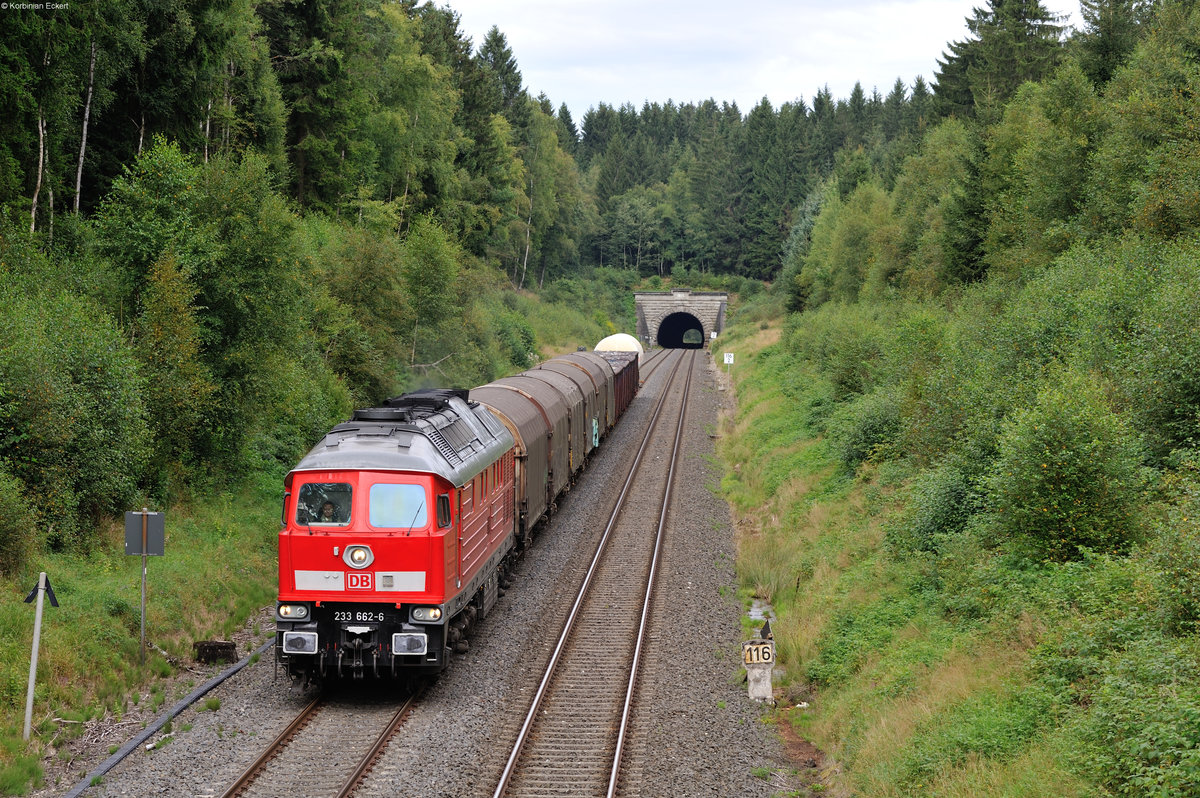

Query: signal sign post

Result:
[125,509,165,665]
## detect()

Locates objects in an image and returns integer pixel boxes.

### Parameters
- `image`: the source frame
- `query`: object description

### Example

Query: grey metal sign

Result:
[124,511,164,556]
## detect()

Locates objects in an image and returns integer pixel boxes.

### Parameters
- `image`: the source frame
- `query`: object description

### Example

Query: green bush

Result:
[0,287,150,548]
[985,368,1145,561]
[1077,635,1200,796]
[496,310,537,369]
[0,466,34,576]
[1117,241,1200,461]
[826,388,903,471]
[806,594,919,686]
[900,685,1058,788]
[1151,457,1200,634]
[888,462,976,554]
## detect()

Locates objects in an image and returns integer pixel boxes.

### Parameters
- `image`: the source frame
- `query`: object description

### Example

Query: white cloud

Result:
[445,0,1078,116]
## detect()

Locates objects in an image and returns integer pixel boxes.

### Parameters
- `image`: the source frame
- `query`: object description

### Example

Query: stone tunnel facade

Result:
[634,290,728,349]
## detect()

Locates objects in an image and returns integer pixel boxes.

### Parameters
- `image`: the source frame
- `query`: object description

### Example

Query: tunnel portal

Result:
[634,290,728,349]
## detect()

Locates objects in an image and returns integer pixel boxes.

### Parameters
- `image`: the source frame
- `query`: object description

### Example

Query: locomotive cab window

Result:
[369,484,428,530]
[297,483,352,525]
[437,494,452,528]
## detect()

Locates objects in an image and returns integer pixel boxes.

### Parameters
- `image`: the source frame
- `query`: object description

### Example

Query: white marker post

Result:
[723,351,734,375]
[23,572,58,741]
[742,638,775,703]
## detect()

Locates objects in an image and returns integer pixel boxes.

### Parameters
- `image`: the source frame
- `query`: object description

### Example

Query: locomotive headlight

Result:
[343,544,374,569]
[277,603,309,620]
[412,607,442,622]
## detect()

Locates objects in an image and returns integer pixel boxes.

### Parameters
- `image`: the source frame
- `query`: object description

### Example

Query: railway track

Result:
[221,688,418,798]
[493,349,696,798]
[637,348,670,384]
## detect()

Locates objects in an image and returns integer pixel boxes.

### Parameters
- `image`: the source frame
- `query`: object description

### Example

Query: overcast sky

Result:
[443,0,1080,119]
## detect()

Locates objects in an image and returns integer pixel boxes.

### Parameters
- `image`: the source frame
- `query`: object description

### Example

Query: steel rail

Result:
[335,690,420,798]
[607,351,694,797]
[492,349,691,798]
[220,694,323,798]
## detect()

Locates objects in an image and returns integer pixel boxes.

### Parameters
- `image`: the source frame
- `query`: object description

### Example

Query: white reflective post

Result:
[23,572,46,742]
[141,507,148,665]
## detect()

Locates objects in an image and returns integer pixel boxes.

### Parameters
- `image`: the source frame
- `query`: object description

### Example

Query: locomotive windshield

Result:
[368,483,428,530]
[296,482,352,526]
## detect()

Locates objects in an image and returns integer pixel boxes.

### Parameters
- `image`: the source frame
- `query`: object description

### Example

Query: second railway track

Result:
[494,349,697,798]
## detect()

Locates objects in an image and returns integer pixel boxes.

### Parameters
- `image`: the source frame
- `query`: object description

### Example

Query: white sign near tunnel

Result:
[724,352,734,365]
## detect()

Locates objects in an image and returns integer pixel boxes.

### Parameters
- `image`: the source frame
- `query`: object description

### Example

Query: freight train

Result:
[274,350,640,683]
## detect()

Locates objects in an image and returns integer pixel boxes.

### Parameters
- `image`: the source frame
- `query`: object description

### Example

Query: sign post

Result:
[723,351,734,375]
[23,572,58,741]
[742,620,774,703]
[125,509,165,665]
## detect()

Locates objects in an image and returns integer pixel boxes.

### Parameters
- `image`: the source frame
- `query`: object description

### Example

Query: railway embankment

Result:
[714,300,1199,796]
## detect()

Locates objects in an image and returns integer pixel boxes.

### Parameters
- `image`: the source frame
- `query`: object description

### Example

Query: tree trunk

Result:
[74,38,97,214]
[30,112,45,233]
[517,142,539,290]
[203,99,212,162]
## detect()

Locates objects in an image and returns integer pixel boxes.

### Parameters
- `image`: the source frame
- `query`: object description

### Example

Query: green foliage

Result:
[797,182,897,307]
[985,368,1145,561]
[888,462,976,555]
[0,466,35,576]
[136,252,218,479]
[806,593,919,686]
[982,61,1100,280]
[889,119,974,296]
[1085,5,1200,239]
[1115,240,1200,460]
[495,309,536,369]
[899,685,1059,788]
[401,215,460,330]
[1076,635,1200,796]
[826,388,903,472]
[92,139,208,319]
[0,280,150,548]
[1150,457,1200,635]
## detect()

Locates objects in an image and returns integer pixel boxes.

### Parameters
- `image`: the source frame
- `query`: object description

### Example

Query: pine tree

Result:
[1075,0,1148,84]
[478,26,528,131]
[934,0,1066,121]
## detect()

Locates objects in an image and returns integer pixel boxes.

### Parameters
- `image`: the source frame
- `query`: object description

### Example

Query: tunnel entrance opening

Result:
[656,312,705,349]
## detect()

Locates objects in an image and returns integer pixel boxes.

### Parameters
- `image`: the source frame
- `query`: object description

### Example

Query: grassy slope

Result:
[716,317,1096,797]
[0,479,279,794]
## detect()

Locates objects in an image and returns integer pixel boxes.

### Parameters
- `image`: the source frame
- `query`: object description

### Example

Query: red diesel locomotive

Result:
[275,350,639,683]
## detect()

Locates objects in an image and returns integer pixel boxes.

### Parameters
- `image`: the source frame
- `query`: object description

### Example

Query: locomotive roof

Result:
[290,389,514,487]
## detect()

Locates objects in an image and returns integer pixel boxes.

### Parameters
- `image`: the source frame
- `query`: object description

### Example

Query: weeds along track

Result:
[221,688,418,798]
[493,349,696,798]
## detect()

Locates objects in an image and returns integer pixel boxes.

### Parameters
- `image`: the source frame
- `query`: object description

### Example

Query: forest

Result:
[2,0,1200,793]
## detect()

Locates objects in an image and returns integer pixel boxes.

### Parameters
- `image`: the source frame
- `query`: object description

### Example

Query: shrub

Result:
[826,388,902,471]
[1077,635,1200,796]
[0,287,151,548]
[1150,456,1200,634]
[900,685,1058,788]
[985,368,1145,561]
[1118,241,1200,461]
[888,462,976,554]
[0,466,35,575]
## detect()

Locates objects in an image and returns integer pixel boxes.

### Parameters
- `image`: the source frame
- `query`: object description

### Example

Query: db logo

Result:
[347,572,373,590]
